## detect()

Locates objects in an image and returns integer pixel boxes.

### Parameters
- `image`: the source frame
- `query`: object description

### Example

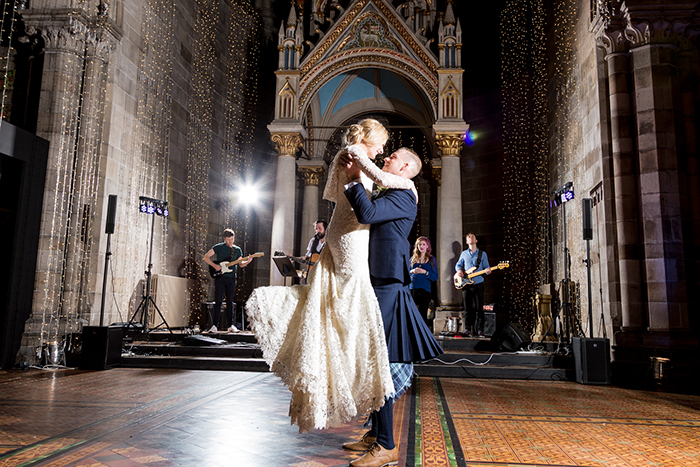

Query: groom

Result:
[342,147,442,467]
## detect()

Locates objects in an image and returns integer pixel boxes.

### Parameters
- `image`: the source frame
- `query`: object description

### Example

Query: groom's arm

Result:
[344,183,415,224]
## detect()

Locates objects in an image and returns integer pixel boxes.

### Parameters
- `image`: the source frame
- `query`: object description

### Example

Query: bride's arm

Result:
[349,148,414,191]
[347,146,418,202]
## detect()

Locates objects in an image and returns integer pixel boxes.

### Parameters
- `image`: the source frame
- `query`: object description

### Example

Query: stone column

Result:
[297,162,326,251]
[64,30,114,326]
[269,132,303,284]
[629,42,688,331]
[19,22,89,361]
[434,132,464,307]
[604,50,644,331]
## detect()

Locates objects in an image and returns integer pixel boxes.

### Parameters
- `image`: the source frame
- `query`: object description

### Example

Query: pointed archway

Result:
[267,0,466,309]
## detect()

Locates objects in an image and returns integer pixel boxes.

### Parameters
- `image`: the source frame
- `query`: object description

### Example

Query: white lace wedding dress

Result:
[246,145,416,432]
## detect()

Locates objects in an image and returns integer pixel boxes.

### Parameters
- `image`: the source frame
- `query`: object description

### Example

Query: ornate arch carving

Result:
[299,56,437,119]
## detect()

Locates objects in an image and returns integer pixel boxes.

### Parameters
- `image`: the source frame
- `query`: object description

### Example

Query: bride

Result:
[246,118,417,432]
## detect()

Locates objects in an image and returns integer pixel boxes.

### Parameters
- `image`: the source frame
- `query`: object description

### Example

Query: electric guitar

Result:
[453,261,509,290]
[274,251,320,268]
[209,252,264,279]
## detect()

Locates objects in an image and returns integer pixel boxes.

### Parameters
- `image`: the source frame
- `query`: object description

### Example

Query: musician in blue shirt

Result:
[409,237,438,331]
[455,233,491,337]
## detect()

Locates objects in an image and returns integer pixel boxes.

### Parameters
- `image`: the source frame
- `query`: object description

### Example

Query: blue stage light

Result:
[552,182,574,207]
[138,196,169,217]
[463,130,476,146]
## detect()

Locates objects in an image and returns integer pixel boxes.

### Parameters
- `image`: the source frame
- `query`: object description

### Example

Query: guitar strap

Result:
[476,249,483,270]
[309,235,320,255]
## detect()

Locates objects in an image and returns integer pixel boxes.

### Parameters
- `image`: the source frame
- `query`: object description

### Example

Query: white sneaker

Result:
[206,325,217,333]
[228,325,239,333]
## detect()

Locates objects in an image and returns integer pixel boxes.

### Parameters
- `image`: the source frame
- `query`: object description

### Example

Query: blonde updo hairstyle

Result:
[343,118,389,148]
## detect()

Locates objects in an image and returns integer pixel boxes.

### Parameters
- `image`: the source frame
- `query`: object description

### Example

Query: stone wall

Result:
[546,0,615,341]
[14,0,265,363]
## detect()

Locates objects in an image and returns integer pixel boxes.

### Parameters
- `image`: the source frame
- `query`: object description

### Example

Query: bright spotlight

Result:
[234,181,261,209]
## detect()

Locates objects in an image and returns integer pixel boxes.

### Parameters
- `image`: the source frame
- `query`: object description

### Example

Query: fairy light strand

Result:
[500,0,549,330]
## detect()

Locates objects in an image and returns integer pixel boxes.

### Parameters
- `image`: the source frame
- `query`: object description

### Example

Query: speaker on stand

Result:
[572,198,611,385]
[100,194,117,326]
[80,195,122,370]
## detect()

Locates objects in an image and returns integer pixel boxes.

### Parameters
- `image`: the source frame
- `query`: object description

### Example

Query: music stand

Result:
[273,255,299,286]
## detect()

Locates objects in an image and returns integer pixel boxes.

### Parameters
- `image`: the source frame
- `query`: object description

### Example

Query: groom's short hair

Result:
[396,147,422,178]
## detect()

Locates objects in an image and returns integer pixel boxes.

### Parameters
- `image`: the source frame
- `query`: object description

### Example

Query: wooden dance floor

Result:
[2,368,700,466]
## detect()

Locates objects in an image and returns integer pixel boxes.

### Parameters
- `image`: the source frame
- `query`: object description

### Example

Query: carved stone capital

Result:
[621,3,698,50]
[595,4,700,54]
[434,132,465,157]
[297,166,325,186]
[623,17,694,49]
[40,22,88,55]
[270,132,304,157]
[596,28,629,55]
[86,28,116,61]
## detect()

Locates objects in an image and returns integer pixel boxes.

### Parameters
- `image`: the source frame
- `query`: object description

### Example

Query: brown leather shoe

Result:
[342,432,376,451]
[349,442,398,467]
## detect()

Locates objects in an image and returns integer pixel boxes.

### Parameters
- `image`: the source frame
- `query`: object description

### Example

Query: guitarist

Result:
[304,219,327,262]
[455,233,491,337]
[203,229,252,333]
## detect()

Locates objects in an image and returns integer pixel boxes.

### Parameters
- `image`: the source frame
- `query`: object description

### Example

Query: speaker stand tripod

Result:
[540,199,579,351]
[127,211,173,336]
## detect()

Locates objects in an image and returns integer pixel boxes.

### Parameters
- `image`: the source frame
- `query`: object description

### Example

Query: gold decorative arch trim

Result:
[299,54,438,118]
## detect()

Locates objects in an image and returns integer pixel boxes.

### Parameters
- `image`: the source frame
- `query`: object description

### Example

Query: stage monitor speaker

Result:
[572,337,610,385]
[105,194,117,234]
[482,307,508,337]
[492,322,531,351]
[582,198,593,240]
[80,325,123,370]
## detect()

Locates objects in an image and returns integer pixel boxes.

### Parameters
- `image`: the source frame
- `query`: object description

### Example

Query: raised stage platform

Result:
[116,329,574,381]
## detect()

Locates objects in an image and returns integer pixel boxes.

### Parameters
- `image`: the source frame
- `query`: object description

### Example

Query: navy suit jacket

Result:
[344,183,417,285]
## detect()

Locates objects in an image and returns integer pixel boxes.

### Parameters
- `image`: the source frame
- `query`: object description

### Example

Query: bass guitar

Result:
[209,252,264,279]
[453,261,509,290]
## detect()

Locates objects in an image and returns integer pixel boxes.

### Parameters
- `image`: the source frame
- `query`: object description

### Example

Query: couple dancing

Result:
[246,118,442,467]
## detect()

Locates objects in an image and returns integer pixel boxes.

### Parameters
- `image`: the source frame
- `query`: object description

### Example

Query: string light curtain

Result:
[551,0,584,329]
[115,0,175,322]
[183,0,261,309]
[500,0,549,330]
[223,1,260,300]
[184,0,219,312]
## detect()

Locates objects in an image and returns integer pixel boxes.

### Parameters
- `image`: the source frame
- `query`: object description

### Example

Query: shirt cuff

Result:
[344,179,362,190]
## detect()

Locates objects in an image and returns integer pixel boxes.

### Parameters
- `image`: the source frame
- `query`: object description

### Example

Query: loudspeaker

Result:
[572,337,610,385]
[80,326,123,370]
[492,322,531,351]
[105,194,117,234]
[482,309,508,337]
[582,198,592,240]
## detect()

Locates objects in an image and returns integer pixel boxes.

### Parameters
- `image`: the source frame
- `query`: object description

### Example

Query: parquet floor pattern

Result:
[1,369,699,466]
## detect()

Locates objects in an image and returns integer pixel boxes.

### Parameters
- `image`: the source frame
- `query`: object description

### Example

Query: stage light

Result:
[138,196,169,217]
[234,180,262,209]
[463,130,476,146]
[552,182,574,207]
